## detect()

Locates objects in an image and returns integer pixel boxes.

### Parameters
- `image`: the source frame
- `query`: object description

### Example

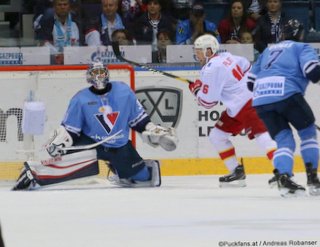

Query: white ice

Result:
[1,174,320,247]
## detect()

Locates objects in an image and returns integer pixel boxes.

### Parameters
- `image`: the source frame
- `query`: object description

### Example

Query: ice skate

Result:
[219,165,246,187]
[268,175,278,188]
[306,163,320,196]
[273,170,306,197]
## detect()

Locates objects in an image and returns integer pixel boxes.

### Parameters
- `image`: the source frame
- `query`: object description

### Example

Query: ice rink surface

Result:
[1,174,320,247]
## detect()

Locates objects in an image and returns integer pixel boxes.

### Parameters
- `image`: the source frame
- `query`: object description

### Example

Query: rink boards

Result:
[0,66,318,180]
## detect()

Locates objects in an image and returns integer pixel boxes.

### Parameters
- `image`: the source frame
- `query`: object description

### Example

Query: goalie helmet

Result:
[283,19,304,41]
[194,34,220,58]
[86,62,109,90]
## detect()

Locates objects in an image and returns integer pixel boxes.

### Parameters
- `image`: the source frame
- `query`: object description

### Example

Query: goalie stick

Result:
[17,130,123,154]
[112,41,193,84]
[60,130,123,151]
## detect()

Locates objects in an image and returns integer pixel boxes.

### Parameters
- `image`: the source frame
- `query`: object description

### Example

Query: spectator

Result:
[171,0,192,20]
[240,30,254,43]
[218,0,256,44]
[119,0,146,29]
[111,28,135,45]
[252,0,292,53]
[84,0,125,46]
[176,1,220,45]
[133,0,176,61]
[243,0,266,23]
[155,29,173,63]
[240,30,259,61]
[33,0,81,64]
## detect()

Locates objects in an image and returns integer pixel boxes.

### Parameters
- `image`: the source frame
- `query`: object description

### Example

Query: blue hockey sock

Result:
[298,125,319,169]
[273,148,294,176]
[301,138,319,169]
[273,129,295,176]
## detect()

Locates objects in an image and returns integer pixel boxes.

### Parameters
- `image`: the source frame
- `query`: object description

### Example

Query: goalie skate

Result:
[219,165,246,188]
[273,170,306,197]
[306,163,320,196]
[107,160,161,188]
[12,162,40,191]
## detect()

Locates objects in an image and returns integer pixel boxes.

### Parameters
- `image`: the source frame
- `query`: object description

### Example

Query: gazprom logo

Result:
[0,52,23,65]
[91,47,118,64]
[136,87,182,128]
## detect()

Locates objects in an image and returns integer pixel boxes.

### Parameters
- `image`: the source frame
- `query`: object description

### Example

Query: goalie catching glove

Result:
[141,122,178,151]
[44,126,73,157]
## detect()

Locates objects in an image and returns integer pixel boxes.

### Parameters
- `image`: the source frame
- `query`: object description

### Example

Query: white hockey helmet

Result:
[86,61,109,90]
[194,34,220,58]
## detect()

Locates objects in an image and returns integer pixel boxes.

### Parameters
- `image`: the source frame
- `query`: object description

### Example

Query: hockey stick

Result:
[111,42,193,84]
[60,130,123,151]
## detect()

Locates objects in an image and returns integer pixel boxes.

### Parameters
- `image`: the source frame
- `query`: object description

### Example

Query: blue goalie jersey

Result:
[250,40,319,106]
[62,81,148,148]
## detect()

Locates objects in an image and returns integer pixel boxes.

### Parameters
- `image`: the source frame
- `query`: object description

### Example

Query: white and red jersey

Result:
[197,52,252,117]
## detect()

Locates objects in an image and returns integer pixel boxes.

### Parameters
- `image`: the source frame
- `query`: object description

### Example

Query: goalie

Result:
[13,62,178,190]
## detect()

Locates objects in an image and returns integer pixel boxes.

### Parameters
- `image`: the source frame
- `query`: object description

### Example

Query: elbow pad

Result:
[305,62,320,83]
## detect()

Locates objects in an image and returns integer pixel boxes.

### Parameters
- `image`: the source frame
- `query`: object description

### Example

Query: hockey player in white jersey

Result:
[248,19,320,197]
[12,62,178,190]
[189,34,276,187]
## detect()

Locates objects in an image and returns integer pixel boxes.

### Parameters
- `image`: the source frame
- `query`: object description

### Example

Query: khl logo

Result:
[136,87,182,128]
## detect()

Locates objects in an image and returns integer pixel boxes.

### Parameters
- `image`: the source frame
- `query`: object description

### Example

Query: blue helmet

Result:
[283,19,304,41]
[86,62,109,90]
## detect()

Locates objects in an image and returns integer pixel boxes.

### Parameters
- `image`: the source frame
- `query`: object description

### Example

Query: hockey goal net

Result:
[0,64,135,181]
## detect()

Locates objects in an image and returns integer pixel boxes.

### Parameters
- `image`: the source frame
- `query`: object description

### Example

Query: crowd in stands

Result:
[1,0,317,63]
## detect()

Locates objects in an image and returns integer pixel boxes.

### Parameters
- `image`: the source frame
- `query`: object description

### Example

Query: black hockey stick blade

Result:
[112,42,193,84]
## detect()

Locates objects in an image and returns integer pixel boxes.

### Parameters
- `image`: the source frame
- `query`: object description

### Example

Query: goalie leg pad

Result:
[14,150,99,190]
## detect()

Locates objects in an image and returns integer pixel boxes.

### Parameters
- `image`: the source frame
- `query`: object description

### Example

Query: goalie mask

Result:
[86,62,110,90]
[283,19,304,41]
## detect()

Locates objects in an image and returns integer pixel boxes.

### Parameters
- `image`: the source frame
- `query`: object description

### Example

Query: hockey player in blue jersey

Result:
[13,62,178,190]
[247,19,320,197]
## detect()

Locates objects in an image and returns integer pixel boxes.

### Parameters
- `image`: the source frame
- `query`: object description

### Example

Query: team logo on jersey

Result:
[95,111,119,133]
[136,87,182,128]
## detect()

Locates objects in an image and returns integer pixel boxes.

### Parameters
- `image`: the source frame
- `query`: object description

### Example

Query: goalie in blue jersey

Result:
[247,19,320,197]
[13,62,178,190]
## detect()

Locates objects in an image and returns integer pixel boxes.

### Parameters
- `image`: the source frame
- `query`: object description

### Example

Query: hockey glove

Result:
[305,62,320,84]
[247,73,256,92]
[44,126,73,157]
[141,122,178,151]
[189,79,202,96]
